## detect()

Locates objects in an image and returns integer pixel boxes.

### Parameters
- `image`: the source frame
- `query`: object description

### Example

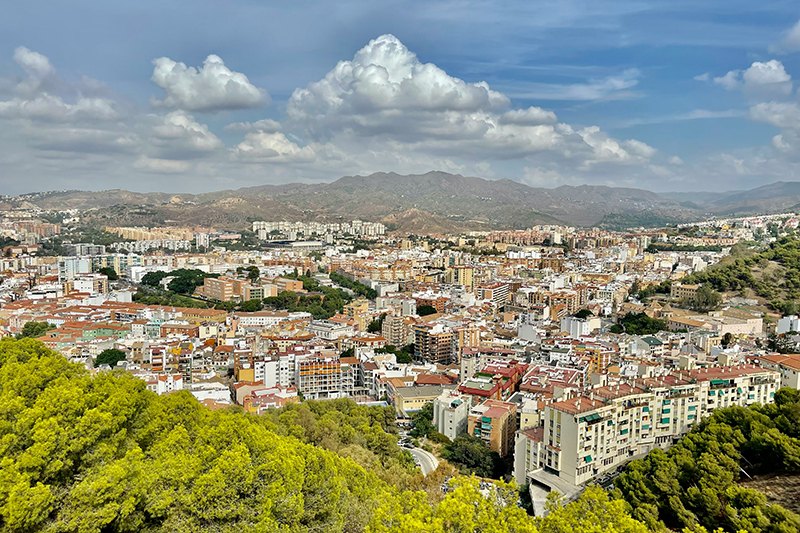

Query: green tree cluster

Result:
[441,434,507,479]
[417,305,438,316]
[94,348,127,367]
[96,266,119,281]
[140,269,218,295]
[609,313,667,335]
[613,389,800,532]
[263,275,352,319]
[376,344,414,364]
[16,321,55,339]
[330,271,378,299]
[0,339,658,532]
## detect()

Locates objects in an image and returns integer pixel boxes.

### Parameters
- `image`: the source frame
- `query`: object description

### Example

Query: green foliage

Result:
[683,236,800,312]
[689,284,722,312]
[417,305,437,316]
[573,309,593,319]
[17,321,55,339]
[330,271,377,299]
[140,269,217,295]
[237,299,263,312]
[409,402,435,438]
[95,348,127,367]
[367,314,385,333]
[614,312,667,335]
[96,266,119,281]
[538,486,648,533]
[441,434,506,479]
[637,280,672,301]
[133,288,211,308]
[0,339,655,533]
[376,344,414,364]
[613,391,800,532]
[263,276,352,319]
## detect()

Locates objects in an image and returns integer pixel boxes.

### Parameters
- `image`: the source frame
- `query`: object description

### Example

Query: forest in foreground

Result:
[1,338,798,532]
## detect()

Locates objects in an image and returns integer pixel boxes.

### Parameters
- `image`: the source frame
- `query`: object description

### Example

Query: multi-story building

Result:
[515,365,780,489]
[468,399,518,457]
[761,354,800,389]
[295,355,343,400]
[414,323,456,364]
[433,390,472,440]
[382,314,416,347]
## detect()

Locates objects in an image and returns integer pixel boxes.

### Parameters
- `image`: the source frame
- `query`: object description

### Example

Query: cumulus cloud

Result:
[151,111,223,157]
[770,20,800,54]
[288,34,508,121]
[233,131,315,162]
[152,54,267,112]
[713,60,792,97]
[749,102,800,129]
[285,33,658,175]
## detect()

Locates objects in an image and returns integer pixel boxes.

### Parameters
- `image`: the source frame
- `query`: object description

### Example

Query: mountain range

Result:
[6,172,800,233]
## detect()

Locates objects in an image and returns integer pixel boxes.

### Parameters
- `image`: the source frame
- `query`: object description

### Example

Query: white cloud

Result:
[0,94,118,122]
[285,34,657,176]
[288,34,508,123]
[501,69,641,101]
[770,20,800,54]
[151,54,267,112]
[499,107,557,125]
[693,73,710,82]
[13,46,55,94]
[151,111,223,157]
[713,60,792,97]
[713,69,741,90]
[233,131,315,162]
[224,118,282,132]
[749,102,800,129]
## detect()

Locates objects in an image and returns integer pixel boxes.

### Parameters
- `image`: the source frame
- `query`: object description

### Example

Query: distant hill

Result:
[10,172,800,232]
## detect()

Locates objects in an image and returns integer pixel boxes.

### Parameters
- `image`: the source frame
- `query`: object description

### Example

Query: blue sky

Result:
[1,0,799,193]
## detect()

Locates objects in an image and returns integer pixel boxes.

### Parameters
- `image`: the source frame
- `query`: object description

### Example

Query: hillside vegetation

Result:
[1,338,663,532]
[682,236,800,314]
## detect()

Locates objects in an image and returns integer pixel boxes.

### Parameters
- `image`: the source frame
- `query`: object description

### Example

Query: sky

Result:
[1,1,800,194]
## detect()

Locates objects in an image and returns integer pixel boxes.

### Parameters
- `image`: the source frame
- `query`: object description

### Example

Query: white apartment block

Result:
[515,365,780,489]
[433,390,472,440]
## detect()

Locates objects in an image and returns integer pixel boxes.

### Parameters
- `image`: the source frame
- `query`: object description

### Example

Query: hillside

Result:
[0,338,656,532]
[10,173,800,233]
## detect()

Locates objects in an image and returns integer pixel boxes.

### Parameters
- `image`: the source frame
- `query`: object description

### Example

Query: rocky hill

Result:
[10,172,800,232]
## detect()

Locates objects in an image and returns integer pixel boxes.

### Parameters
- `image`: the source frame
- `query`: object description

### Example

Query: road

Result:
[409,447,439,476]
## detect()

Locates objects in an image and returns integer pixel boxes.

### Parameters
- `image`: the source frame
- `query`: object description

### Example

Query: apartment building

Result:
[477,282,510,307]
[433,390,472,440]
[381,314,416,347]
[414,323,456,364]
[468,399,518,457]
[515,365,780,489]
[670,283,701,302]
[761,354,800,389]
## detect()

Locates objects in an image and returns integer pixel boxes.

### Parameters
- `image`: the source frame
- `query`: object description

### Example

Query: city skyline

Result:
[1,2,799,194]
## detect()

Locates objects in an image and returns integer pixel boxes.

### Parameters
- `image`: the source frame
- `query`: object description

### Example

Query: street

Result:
[409,447,439,476]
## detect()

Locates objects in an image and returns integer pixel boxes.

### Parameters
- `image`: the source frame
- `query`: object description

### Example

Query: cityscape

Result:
[2,2,800,532]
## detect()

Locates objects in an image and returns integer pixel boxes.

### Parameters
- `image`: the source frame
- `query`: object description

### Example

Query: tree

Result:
[96,266,118,281]
[721,332,733,348]
[573,309,593,319]
[246,266,260,282]
[17,321,55,339]
[367,314,385,333]
[692,284,722,312]
[441,434,506,478]
[94,348,127,367]
[410,402,435,438]
[417,305,437,316]
[238,299,263,312]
